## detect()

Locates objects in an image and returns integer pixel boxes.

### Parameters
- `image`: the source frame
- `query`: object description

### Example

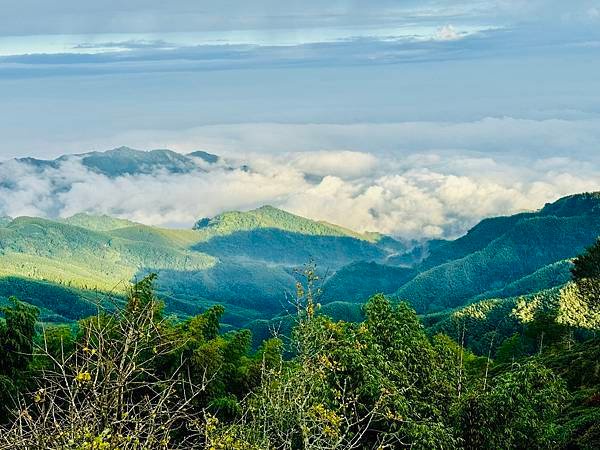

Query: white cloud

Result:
[434,25,461,41]
[2,143,600,240]
[288,151,378,179]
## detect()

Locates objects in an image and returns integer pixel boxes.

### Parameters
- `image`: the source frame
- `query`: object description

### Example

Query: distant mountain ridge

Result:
[393,193,600,312]
[310,193,600,313]
[7,146,221,178]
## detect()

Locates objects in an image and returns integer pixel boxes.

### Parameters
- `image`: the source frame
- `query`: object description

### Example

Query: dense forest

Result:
[3,192,600,334]
[1,238,599,449]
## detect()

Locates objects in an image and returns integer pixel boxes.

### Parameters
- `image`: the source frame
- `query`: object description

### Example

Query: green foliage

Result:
[473,259,574,301]
[0,276,101,322]
[62,213,138,232]
[0,206,398,329]
[193,205,381,243]
[0,269,598,449]
[571,238,600,311]
[455,361,569,449]
[428,281,600,358]
[397,195,600,313]
[320,261,415,303]
[0,297,39,422]
[0,297,39,375]
[2,193,600,331]
[494,333,526,364]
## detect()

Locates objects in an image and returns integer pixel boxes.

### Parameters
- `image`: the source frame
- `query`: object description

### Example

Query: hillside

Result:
[193,205,381,242]
[0,207,394,327]
[62,213,139,232]
[425,281,600,355]
[394,193,600,313]
[1,192,599,328]
[320,261,414,303]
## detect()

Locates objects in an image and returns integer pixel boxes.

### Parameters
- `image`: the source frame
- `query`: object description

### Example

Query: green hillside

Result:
[395,195,600,313]
[426,282,600,355]
[1,193,599,329]
[194,205,382,243]
[0,216,214,291]
[471,259,574,301]
[62,213,139,232]
[0,207,393,327]
[321,261,415,303]
[418,213,535,270]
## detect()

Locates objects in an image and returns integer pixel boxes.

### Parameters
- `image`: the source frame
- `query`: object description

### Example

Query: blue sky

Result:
[1,0,599,158]
[0,1,600,236]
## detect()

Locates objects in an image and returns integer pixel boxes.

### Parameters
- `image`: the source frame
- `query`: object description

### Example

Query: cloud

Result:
[434,25,461,41]
[0,2,482,36]
[288,151,378,179]
[2,143,600,240]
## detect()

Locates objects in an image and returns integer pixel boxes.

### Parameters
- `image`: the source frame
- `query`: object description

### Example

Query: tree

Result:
[0,276,209,449]
[0,298,39,423]
[206,290,460,449]
[572,239,600,309]
[455,361,568,449]
[0,297,39,377]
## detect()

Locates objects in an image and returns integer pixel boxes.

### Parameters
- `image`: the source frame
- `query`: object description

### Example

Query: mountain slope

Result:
[395,193,600,313]
[62,213,139,232]
[321,261,415,303]
[0,207,394,327]
[1,191,599,329]
[194,205,381,242]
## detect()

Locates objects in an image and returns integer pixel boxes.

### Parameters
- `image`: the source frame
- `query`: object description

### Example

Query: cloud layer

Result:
[1,1,598,237]
[2,139,599,240]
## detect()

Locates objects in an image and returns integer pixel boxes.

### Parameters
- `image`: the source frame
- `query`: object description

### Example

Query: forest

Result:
[0,238,599,449]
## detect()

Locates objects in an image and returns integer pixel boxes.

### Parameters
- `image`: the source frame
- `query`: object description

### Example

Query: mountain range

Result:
[1,148,600,331]
[8,146,222,178]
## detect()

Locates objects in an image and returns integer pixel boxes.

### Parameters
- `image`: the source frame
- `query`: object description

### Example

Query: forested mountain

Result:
[1,192,600,329]
[0,188,599,448]
[1,241,598,449]
[394,193,600,313]
[0,206,398,327]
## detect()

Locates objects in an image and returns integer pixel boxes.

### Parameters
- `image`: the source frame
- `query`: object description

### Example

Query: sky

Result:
[0,1,600,238]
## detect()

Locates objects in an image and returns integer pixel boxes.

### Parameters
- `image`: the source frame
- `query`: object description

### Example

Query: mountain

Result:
[62,213,139,232]
[0,207,396,327]
[6,146,221,179]
[194,205,380,241]
[424,280,600,356]
[192,206,391,267]
[320,261,415,303]
[394,193,600,313]
[1,190,599,329]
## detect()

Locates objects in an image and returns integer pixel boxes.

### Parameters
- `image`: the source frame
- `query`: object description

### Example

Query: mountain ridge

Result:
[8,146,222,178]
[1,190,599,329]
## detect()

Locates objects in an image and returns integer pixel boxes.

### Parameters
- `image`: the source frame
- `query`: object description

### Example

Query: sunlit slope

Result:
[194,205,383,243]
[394,193,600,313]
[0,216,215,292]
[0,208,394,325]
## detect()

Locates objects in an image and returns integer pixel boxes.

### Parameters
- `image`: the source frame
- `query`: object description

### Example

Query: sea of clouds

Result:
[2,118,600,240]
